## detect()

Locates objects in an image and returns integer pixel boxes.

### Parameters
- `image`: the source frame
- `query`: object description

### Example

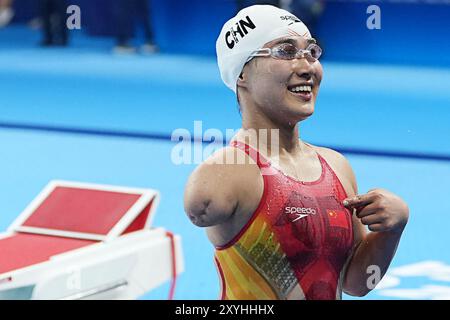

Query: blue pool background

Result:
[1,0,450,300]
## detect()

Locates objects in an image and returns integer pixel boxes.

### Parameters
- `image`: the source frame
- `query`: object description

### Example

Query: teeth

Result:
[290,85,312,93]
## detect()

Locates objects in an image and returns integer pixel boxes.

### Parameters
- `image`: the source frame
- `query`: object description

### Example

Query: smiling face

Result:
[238,36,323,125]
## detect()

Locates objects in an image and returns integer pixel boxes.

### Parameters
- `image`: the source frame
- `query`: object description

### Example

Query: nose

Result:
[291,57,315,81]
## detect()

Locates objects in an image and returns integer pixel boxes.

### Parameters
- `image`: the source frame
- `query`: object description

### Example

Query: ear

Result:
[236,70,248,90]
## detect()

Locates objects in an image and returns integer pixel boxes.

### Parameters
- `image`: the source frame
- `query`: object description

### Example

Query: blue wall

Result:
[316,2,450,67]
[11,0,450,66]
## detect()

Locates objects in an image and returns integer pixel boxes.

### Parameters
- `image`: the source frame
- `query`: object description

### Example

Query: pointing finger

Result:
[343,193,376,208]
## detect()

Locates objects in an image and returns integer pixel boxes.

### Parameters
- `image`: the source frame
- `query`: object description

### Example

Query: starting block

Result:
[0,180,184,300]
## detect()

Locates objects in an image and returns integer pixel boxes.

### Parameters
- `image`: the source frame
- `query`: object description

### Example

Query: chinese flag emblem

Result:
[327,209,349,229]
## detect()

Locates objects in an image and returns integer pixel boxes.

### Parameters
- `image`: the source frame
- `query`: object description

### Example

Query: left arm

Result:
[342,188,409,296]
[314,146,409,297]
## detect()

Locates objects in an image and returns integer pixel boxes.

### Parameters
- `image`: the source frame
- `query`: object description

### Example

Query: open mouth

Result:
[287,84,313,101]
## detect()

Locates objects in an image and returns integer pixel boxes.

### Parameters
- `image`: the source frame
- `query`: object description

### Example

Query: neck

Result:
[240,107,304,156]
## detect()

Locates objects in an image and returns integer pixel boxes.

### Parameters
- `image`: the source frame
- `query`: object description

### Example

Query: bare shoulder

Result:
[309,144,352,172]
[187,145,259,184]
[184,146,263,227]
[307,143,358,194]
[185,146,247,202]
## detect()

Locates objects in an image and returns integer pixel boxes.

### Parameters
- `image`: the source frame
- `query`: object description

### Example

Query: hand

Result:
[343,188,409,234]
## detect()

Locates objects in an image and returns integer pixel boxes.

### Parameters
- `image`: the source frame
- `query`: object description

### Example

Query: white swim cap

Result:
[216,5,311,93]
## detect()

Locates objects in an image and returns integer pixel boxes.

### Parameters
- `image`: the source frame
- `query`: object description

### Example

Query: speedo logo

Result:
[285,207,317,222]
[280,15,300,22]
[225,15,256,49]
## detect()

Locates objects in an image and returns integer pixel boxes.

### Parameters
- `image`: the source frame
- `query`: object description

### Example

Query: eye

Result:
[277,43,298,54]
[307,44,322,59]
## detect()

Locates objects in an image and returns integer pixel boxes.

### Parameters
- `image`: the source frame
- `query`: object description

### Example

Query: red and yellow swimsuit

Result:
[214,141,354,300]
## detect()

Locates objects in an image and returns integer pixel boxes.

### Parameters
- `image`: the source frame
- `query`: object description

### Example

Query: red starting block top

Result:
[22,187,141,235]
[0,181,160,276]
[8,181,159,241]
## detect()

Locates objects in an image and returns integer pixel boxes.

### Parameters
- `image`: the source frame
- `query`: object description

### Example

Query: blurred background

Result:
[0,0,449,300]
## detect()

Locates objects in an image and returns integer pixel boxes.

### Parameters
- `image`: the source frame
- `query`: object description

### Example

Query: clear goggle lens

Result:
[271,43,322,60]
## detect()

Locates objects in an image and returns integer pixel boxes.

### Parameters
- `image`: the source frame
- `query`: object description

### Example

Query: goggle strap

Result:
[250,48,271,57]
